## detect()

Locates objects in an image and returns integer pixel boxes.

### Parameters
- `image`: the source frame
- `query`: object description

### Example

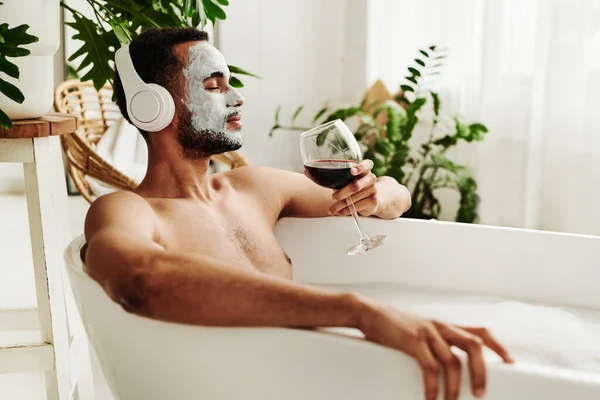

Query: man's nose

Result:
[233,93,244,107]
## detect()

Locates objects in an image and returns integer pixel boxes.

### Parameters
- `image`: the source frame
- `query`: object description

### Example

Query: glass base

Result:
[346,235,388,255]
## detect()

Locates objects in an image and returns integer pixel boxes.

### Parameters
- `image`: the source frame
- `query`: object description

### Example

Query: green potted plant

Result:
[271,46,489,223]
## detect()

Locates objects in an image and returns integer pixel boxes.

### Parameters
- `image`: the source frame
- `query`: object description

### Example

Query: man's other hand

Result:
[354,295,515,400]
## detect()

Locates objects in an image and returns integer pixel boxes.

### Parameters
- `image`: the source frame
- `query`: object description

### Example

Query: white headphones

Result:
[114,44,175,132]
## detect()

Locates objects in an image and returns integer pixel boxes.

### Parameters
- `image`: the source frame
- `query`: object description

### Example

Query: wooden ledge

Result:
[0,112,78,139]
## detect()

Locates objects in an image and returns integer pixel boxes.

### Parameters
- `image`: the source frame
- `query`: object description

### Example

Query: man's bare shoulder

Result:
[223,165,331,218]
[85,191,157,241]
[226,165,299,188]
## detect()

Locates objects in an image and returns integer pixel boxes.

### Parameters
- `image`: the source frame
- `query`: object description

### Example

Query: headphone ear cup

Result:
[145,83,175,132]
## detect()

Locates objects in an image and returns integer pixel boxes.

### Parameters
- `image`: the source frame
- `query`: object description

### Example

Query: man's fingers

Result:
[350,159,374,176]
[416,342,441,400]
[459,326,515,364]
[333,173,376,201]
[352,196,378,216]
[329,186,376,215]
[427,329,462,400]
[435,322,486,398]
[335,198,376,216]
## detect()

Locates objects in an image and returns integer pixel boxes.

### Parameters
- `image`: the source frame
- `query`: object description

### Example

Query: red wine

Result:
[304,160,358,190]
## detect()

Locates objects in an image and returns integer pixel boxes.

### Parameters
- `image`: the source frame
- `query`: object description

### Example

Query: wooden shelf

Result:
[0,113,78,139]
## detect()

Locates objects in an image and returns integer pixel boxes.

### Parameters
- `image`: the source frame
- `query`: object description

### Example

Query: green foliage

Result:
[0,20,39,129]
[456,174,479,223]
[376,101,406,143]
[60,0,254,91]
[404,97,426,140]
[64,5,116,91]
[228,76,243,88]
[271,45,489,223]
[203,0,227,24]
[227,65,260,79]
[322,106,369,123]
[0,108,9,128]
[291,105,303,125]
[312,107,328,124]
[431,91,440,118]
[274,105,280,124]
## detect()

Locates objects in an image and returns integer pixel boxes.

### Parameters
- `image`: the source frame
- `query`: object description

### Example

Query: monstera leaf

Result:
[202,0,227,24]
[0,22,39,129]
[65,8,116,91]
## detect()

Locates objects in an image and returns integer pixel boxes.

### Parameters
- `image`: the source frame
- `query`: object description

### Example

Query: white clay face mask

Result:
[182,42,244,145]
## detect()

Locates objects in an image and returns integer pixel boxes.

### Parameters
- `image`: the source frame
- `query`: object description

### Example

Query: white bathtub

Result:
[65,217,600,399]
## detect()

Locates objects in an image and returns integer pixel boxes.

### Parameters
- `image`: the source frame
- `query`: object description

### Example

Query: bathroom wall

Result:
[213,0,369,171]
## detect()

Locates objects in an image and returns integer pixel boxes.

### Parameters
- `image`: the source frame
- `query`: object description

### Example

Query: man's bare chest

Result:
[148,196,291,277]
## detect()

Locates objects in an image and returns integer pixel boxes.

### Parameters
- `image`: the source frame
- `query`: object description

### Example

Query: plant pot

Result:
[0,0,60,120]
[1,56,55,119]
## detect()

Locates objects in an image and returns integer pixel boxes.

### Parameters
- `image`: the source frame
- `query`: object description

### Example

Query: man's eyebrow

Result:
[204,71,225,79]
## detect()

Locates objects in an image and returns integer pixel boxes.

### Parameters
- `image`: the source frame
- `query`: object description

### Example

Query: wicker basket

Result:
[54,79,248,203]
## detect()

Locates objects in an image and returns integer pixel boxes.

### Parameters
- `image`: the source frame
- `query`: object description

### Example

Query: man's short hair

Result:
[113,27,209,139]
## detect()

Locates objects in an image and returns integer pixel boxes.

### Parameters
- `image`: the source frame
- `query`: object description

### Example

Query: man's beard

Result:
[176,107,242,160]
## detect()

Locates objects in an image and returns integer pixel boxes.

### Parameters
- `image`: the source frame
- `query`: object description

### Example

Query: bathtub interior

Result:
[321,282,600,375]
[65,216,600,399]
[275,217,600,310]
[274,217,600,377]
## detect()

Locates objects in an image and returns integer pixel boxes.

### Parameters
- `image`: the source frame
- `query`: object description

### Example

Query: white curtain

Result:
[368,0,600,236]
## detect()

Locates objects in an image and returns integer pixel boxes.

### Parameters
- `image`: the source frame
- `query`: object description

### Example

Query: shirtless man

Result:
[84,27,513,400]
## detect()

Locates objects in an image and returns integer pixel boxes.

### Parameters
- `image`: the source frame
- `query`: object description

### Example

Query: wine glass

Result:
[300,119,387,255]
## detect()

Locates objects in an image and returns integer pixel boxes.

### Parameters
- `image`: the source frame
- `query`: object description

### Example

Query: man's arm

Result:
[84,191,362,327]
[244,161,411,220]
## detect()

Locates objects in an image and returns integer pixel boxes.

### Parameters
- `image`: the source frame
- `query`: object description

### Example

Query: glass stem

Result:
[346,198,370,243]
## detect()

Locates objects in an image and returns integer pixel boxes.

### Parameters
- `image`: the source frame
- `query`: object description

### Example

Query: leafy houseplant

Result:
[271,46,489,223]
[0,0,257,129]
[0,2,39,128]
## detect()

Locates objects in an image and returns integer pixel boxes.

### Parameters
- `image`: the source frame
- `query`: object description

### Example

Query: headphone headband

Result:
[115,44,149,99]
